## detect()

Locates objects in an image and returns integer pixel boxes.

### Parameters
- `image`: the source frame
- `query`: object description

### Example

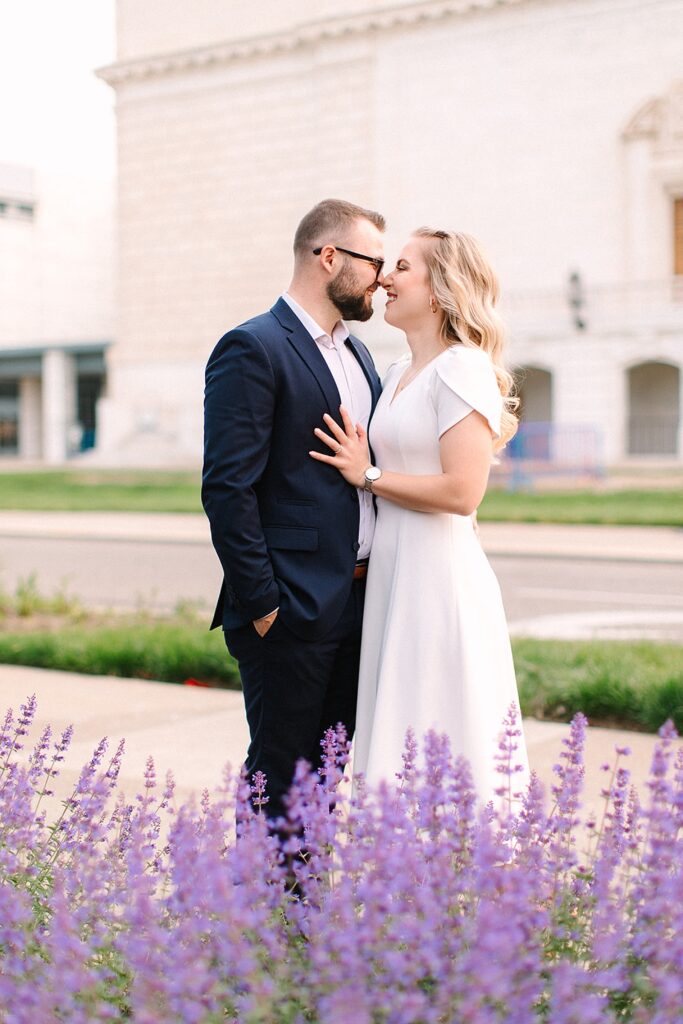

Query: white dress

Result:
[354,345,530,802]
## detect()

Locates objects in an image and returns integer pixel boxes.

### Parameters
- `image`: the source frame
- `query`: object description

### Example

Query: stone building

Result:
[0,163,114,462]
[87,0,683,465]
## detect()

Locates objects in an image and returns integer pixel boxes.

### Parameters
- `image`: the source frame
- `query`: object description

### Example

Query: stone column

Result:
[610,362,628,464]
[42,348,76,464]
[18,377,42,460]
[623,137,653,284]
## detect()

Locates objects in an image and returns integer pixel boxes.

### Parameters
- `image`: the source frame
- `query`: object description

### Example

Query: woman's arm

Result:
[310,405,493,516]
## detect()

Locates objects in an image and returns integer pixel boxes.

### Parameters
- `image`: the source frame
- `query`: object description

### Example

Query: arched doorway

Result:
[517,366,553,421]
[513,366,553,458]
[627,362,680,455]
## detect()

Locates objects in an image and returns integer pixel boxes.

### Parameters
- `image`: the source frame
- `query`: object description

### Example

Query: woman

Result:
[310,228,529,803]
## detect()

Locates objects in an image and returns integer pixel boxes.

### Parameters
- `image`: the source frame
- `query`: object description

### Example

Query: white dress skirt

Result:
[353,344,530,803]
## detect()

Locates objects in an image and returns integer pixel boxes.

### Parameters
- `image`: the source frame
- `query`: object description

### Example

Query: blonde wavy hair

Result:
[413,227,518,450]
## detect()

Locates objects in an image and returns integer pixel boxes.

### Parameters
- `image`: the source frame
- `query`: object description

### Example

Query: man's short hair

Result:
[293,199,385,256]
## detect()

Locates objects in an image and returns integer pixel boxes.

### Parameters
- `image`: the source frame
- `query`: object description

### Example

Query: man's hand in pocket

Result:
[253,609,279,637]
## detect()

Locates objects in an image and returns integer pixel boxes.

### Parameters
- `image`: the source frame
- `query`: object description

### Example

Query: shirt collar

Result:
[281,292,350,350]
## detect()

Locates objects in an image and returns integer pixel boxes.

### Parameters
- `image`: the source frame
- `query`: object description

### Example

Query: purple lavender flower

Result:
[2,697,682,1021]
[0,694,36,781]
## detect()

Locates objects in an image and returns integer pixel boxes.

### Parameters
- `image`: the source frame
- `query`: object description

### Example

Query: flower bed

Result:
[0,698,681,1022]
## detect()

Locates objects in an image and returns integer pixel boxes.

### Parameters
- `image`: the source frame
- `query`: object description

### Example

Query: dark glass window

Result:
[0,380,19,453]
[77,374,104,450]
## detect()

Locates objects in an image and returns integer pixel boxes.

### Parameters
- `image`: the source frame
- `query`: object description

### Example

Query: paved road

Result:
[495,555,683,642]
[1,526,681,641]
[0,534,222,613]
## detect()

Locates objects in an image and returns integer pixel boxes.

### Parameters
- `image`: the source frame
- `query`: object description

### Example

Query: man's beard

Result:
[327,263,375,322]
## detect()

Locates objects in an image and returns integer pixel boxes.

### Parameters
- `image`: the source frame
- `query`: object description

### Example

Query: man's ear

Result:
[319,244,337,275]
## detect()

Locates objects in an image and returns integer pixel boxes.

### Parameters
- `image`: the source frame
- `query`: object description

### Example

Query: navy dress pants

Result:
[224,576,366,826]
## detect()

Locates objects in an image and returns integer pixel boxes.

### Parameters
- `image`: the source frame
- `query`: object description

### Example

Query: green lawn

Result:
[0,614,239,688]
[514,637,683,732]
[0,470,202,513]
[0,470,681,525]
[478,488,683,526]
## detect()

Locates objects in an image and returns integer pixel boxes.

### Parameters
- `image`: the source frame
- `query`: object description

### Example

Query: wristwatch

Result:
[363,465,382,493]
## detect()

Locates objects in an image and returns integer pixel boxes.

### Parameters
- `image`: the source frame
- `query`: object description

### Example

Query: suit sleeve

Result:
[201,327,280,621]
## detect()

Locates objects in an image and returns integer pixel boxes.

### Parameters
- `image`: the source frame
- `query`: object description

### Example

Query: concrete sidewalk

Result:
[0,510,681,563]
[1,663,678,823]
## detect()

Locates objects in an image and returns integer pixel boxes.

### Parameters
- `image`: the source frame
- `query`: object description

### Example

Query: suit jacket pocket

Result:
[263,526,318,551]
[268,500,319,526]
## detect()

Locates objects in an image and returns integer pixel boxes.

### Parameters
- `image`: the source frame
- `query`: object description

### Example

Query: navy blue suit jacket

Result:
[202,297,382,641]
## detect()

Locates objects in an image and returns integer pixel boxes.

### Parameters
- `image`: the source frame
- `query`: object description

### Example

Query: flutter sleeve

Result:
[429,345,503,439]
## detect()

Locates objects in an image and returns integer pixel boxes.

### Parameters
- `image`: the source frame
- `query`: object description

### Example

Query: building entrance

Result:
[627,361,680,456]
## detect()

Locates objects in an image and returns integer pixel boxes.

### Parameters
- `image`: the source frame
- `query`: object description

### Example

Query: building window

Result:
[0,380,19,454]
[77,374,104,450]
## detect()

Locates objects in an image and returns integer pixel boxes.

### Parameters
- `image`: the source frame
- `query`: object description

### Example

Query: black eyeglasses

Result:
[313,245,384,281]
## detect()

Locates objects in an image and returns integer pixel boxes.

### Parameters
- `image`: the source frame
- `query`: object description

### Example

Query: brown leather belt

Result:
[353,560,369,580]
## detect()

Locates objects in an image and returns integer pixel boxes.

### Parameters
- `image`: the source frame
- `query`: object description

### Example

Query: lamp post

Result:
[567,270,587,331]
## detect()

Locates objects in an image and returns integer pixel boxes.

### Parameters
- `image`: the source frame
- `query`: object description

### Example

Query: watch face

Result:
[366,466,382,481]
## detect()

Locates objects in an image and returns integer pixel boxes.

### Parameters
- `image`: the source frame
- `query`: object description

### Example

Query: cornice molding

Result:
[97,0,526,86]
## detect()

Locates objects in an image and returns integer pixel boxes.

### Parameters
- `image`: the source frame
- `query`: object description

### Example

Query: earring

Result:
[429,296,438,314]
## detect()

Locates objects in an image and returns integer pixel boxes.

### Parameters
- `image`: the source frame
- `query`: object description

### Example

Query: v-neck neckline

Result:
[389,351,443,407]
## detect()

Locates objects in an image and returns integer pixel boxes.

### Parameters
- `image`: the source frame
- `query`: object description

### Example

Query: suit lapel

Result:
[271,297,382,417]
[271,298,342,414]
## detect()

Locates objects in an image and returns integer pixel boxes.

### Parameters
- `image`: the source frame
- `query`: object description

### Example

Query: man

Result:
[202,199,385,826]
